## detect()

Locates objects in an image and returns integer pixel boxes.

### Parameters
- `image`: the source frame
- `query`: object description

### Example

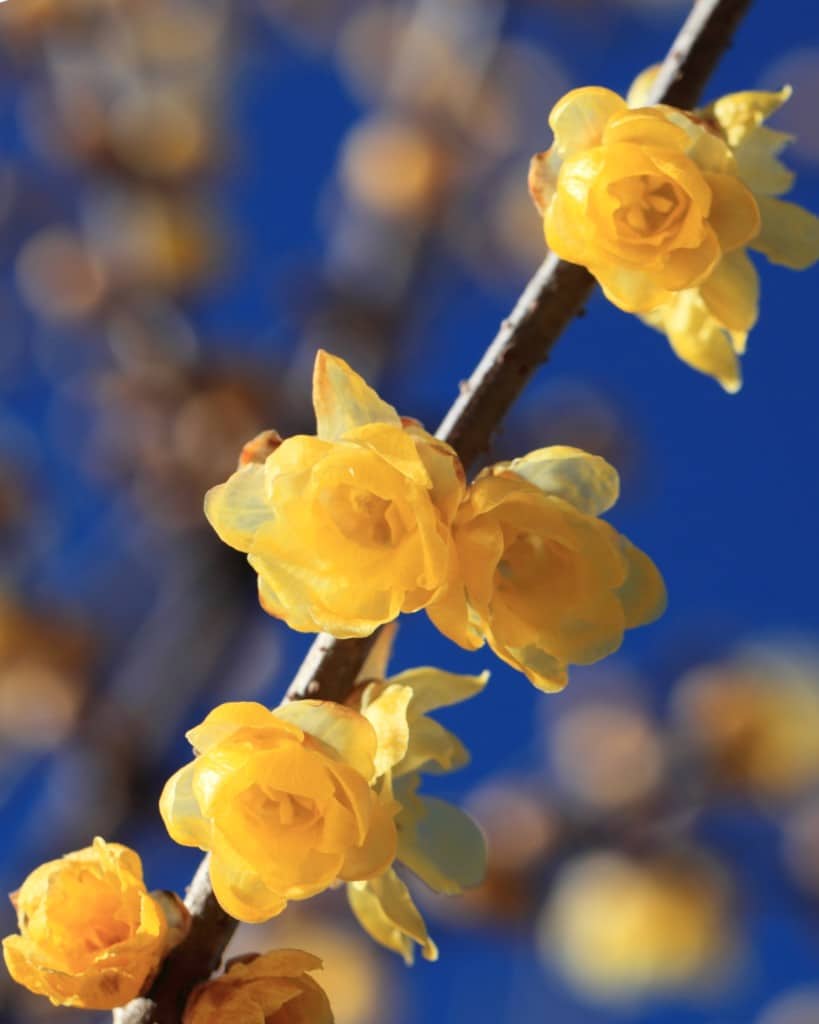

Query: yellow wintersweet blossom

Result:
[539,850,732,1000]
[2,838,188,1010]
[345,631,488,964]
[673,647,819,801]
[160,701,397,923]
[183,949,333,1024]
[428,447,666,692]
[205,350,464,638]
[529,85,760,313]
[629,73,819,391]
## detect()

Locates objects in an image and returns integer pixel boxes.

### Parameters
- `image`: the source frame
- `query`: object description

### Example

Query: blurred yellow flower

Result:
[205,350,464,638]
[2,838,187,1010]
[183,949,333,1024]
[160,701,397,922]
[628,73,819,391]
[673,648,819,800]
[539,850,731,1000]
[428,447,666,691]
[346,635,488,963]
[529,85,760,313]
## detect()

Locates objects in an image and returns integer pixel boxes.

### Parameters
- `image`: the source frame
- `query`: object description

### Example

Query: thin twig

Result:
[115,1,753,1020]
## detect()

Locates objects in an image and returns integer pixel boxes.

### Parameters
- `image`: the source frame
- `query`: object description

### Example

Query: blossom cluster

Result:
[530,77,819,391]
[206,350,666,691]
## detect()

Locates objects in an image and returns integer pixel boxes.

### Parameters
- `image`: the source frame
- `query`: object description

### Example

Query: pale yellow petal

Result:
[209,856,287,924]
[709,86,793,147]
[650,291,743,393]
[186,702,284,755]
[385,667,489,717]
[355,621,398,683]
[274,700,377,782]
[751,196,819,269]
[626,64,661,107]
[496,446,619,516]
[159,763,211,849]
[395,716,469,778]
[703,172,760,252]
[548,86,627,157]
[338,796,397,881]
[733,125,794,197]
[700,250,759,333]
[348,870,438,965]
[360,683,412,777]
[397,790,486,895]
[203,464,270,554]
[595,263,672,313]
[489,639,569,693]
[312,350,400,441]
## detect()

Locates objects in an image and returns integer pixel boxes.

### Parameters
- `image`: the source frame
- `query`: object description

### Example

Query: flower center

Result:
[326,485,400,547]
[609,174,684,240]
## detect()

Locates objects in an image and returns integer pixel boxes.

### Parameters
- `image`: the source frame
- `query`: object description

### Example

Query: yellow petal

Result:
[395,716,469,778]
[496,446,619,516]
[700,250,759,333]
[203,464,270,554]
[360,683,413,777]
[703,173,760,252]
[595,263,672,313]
[734,126,795,197]
[548,86,627,157]
[489,639,569,693]
[397,785,486,895]
[159,763,211,849]
[648,290,743,393]
[348,870,438,965]
[186,702,284,755]
[751,196,819,269]
[616,538,667,629]
[626,64,661,107]
[312,350,400,441]
[425,582,485,652]
[385,667,489,717]
[602,109,690,150]
[709,86,793,147]
[338,795,397,881]
[355,623,397,685]
[274,700,377,782]
[209,856,287,924]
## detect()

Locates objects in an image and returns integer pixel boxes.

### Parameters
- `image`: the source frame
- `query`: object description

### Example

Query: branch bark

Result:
[115,1,753,1020]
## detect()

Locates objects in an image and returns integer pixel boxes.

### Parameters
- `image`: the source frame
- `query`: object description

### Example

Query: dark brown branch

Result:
[116,1,753,1020]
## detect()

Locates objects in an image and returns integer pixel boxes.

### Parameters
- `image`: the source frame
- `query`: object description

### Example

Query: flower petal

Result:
[360,683,413,777]
[209,856,287,924]
[186,702,285,755]
[203,464,270,554]
[385,667,489,717]
[348,870,438,966]
[397,786,486,895]
[548,86,627,157]
[616,537,667,629]
[751,196,819,269]
[312,350,400,441]
[703,173,760,252]
[274,701,377,782]
[700,250,759,333]
[159,763,211,849]
[496,446,619,516]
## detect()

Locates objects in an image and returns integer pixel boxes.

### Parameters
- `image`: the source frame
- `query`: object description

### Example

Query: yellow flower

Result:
[160,701,397,923]
[628,74,819,391]
[345,634,488,963]
[673,647,819,801]
[539,850,732,1000]
[183,949,333,1024]
[529,86,760,313]
[2,838,187,1010]
[428,447,666,692]
[205,350,464,638]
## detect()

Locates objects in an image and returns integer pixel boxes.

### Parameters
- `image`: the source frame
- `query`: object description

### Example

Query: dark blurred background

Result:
[1,1,819,1022]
